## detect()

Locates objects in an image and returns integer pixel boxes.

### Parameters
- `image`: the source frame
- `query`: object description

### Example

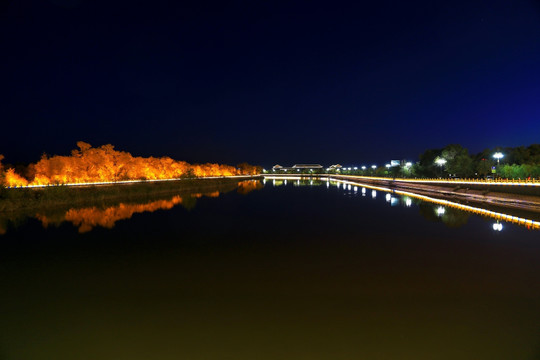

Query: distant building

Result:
[328,164,342,170]
[292,164,323,169]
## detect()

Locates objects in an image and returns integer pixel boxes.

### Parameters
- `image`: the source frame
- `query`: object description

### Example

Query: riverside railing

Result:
[265,173,540,187]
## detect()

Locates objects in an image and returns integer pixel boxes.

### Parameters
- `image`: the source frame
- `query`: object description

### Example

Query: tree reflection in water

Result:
[37,195,187,233]
[0,180,262,234]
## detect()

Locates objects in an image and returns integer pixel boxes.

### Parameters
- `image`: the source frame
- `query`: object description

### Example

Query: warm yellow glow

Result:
[4,168,28,187]
[237,180,263,194]
[1,142,260,187]
[37,195,185,233]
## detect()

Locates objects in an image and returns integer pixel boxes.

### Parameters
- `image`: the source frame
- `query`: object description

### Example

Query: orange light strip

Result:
[4,175,260,189]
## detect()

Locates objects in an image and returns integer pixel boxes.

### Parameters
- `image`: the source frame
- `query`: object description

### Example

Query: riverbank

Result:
[337,175,540,212]
[265,174,540,212]
[337,176,540,208]
[0,176,262,212]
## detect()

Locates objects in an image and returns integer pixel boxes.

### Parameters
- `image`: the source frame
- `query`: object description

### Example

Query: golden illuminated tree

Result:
[4,168,28,187]
[1,142,258,187]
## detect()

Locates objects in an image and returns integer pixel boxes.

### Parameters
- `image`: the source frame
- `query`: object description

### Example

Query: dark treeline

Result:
[329,144,540,179]
[411,144,540,179]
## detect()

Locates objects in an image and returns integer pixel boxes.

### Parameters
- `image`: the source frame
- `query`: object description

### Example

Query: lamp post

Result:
[435,157,447,178]
[493,152,504,165]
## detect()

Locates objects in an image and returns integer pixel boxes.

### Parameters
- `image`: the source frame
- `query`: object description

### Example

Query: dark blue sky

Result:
[1,0,539,167]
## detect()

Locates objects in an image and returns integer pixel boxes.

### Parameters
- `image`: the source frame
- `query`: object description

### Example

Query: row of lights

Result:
[339,162,414,171]
[360,152,504,170]
[266,152,504,174]
[436,152,504,167]
[321,152,504,172]
[332,180,507,232]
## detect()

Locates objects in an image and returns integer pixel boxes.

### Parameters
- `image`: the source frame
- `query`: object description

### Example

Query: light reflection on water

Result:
[268,178,540,232]
[1,178,537,234]
[0,180,263,234]
[1,177,540,359]
[37,195,186,233]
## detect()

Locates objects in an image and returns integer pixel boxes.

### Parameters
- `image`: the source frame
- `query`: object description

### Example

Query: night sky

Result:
[1,0,539,167]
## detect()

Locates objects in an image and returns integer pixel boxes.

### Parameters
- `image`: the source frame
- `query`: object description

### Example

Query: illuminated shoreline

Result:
[0,179,263,234]
[334,178,540,229]
[265,173,540,187]
[3,175,262,189]
[265,175,540,230]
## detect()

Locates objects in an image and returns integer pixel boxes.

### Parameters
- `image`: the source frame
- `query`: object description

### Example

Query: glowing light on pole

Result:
[435,158,447,167]
[435,157,447,177]
[493,152,504,164]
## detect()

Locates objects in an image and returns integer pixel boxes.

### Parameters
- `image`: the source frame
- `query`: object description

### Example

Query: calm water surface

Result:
[1,179,539,359]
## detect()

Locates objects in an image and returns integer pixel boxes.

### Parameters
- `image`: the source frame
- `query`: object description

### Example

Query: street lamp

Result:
[435,157,447,177]
[435,158,447,167]
[493,152,504,164]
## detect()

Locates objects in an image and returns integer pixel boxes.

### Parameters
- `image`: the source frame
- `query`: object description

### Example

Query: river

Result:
[1,179,539,359]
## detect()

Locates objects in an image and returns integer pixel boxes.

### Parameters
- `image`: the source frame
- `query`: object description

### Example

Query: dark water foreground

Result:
[1,179,539,359]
